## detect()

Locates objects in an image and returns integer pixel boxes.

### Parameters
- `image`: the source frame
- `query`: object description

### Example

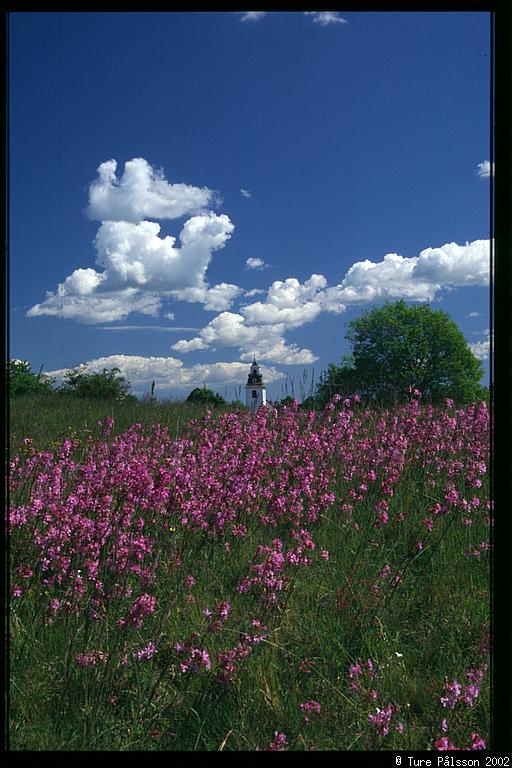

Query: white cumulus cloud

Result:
[245,257,267,270]
[171,338,209,353]
[240,188,252,198]
[172,275,329,365]
[27,288,162,324]
[28,212,236,323]
[174,310,318,365]
[412,240,491,288]
[305,12,347,26]
[330,239,491,305]
[86,158,215,223]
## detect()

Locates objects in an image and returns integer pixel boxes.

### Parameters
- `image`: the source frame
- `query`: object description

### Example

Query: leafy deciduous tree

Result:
[317,301,484,405]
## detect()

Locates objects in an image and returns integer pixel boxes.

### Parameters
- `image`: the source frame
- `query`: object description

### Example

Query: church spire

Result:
[245,358,266,411]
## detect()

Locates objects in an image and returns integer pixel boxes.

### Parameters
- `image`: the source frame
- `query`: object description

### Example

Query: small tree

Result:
[318,301,484,405]
[186,387,226,407]
[8,360,55,397]
[59,366,135,401]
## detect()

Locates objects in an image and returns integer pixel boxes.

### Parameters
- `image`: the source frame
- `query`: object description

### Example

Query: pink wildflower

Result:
[265,732,287,751]
[300,699,321,726]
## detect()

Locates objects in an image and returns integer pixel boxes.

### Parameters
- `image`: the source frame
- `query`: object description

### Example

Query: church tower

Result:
[245,357,267,412]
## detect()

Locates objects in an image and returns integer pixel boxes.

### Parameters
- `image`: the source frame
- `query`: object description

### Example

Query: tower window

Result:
[252,390,257,398]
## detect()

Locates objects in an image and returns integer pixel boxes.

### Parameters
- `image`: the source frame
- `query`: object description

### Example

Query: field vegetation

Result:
[8,393,490,751]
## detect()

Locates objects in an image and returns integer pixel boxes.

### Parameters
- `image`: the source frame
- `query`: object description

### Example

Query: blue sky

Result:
[9,11,492,400]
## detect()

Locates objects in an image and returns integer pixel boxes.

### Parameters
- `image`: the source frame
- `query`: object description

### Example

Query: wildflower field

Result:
[8,394,491,751]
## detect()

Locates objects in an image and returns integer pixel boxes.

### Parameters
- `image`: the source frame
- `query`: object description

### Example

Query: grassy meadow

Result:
[8,393,490,751]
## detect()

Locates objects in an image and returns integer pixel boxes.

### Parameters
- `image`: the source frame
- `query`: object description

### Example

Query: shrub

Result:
[58,366,136,402]
[186,387,227,407]
[8,359,55,397]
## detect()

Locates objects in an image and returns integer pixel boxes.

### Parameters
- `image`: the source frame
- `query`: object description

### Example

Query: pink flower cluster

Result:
[128,593,157,629]
[174,639,211,674]
[300,699,321,726]
[368,703,402,736]
[434,730,486,751]
[216,620,267,684]
[348,658,404,737]
[262,731,288,751]
[203,601,231,633]
[133,641,158,661]
[440,664,487,709]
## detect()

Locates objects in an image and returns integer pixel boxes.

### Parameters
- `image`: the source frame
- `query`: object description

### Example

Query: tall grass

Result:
[8,392,224,453]
[8,396,490,750]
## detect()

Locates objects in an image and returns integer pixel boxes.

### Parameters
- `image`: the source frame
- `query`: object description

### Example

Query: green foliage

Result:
[316,355,358,407]
[8,359,55,397]
[186,387,227,407]
[59,366,136,402]
[9,393,217,453]
[278,395,296,408]
[318,301,484,405]
[299,395,319,411]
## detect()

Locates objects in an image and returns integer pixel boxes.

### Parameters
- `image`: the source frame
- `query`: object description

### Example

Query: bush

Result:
[8,360,55,397]
[186,387,227,407]
[59,366,136,402]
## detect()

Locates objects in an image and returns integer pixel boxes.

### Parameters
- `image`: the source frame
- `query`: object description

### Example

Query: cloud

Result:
[412,240,490,288]
[27,288,162,324]
[477,160,493,178]
[203,283,244,311]
[96,325,201,332]
[239,12,267,22]
[240,188,252,198]
[171,240,490,365]
[468,311,482,318]
[171,337,209,352]
[469,329,492,361]
[175,311,318,365]
[174,283,243,312]
[304,12,347,26]
[28,157,240,324]
[86,158,216,223]
[245,257,268,270]
[329,240,491,306]
[46,354,284,396]
[173,276,328,364]
[28,213,236,323]
[241,275,327,327]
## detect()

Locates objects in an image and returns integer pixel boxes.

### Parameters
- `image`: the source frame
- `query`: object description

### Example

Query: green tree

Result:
[318,301,484,405]
[186,387,227,407]
[316,355,359,407]
[59,366,135,401]
[8,360,55,397]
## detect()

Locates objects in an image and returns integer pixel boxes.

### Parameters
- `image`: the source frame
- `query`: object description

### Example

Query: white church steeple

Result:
[245,357,267,412]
